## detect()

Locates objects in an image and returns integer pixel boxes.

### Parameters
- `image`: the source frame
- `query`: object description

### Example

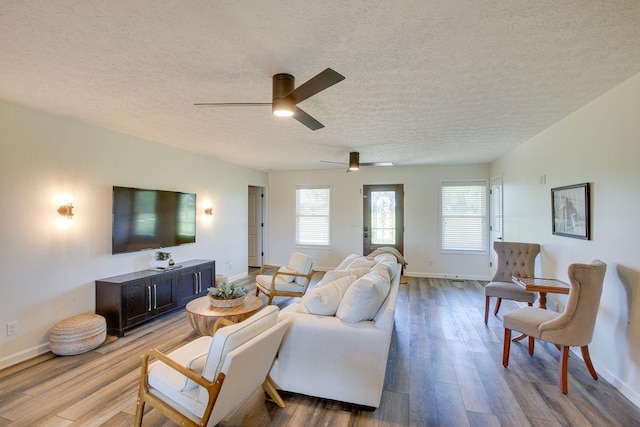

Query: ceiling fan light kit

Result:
[348,152,360,171]
[321,151,393,172]
[272,74,295,117]
[195,68,345,130]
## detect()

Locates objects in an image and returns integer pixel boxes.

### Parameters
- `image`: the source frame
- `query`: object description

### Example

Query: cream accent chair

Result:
[256,252,314,305]
[502,260,606,394]
[134,306,288,427]
[484,242,540,324]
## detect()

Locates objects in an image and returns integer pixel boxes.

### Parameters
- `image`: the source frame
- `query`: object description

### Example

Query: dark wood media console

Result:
[95,259,215,336]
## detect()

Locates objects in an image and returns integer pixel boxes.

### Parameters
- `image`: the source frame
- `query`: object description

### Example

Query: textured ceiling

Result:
[1,1,639,171]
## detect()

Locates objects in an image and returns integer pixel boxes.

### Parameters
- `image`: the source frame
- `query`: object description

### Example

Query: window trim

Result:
[439,179,489,255]
[295,184,331,247]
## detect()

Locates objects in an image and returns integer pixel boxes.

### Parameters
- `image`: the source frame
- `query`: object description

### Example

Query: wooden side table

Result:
[512,276,570,309]
[185,294,265,336]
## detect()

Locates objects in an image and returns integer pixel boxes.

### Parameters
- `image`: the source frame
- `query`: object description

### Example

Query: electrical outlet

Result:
[7,321,18,336]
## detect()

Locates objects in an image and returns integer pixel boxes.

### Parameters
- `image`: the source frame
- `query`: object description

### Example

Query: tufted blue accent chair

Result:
[484,241,541,324]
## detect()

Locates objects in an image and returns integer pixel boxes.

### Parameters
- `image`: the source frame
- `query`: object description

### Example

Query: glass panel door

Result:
[363,184,404,255]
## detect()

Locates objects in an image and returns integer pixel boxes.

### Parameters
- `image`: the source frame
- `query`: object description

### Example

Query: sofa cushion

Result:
[316,268,370,287]
[336,271,391,323]
[297,275,356,315]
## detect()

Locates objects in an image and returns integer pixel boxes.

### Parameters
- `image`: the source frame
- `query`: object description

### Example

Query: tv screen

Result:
[112,186,196,254]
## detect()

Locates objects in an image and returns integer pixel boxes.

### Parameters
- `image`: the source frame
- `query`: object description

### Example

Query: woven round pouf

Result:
[215,274,228,286]
[49,314,106,356]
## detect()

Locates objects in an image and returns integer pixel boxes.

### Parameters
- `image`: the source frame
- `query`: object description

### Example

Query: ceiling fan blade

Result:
[193,102,272,107]
[320,160,348,165]
[361,162,394,167]
[293,107,324,130]
[283,68,345,104]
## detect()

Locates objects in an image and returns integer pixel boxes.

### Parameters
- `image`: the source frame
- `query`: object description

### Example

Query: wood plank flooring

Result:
[1,274,639,426]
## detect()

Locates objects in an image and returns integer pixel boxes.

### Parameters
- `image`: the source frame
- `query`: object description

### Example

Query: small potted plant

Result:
[207,281,248,308]
[154,251,172,269]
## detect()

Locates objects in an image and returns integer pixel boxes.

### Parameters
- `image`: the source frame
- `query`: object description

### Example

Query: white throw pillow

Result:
[335,254,359,270]
[345,257,376,270]
[336,272,391,323]
[297,275,356,315]
[370,264,391,283]
[316,268,371,287]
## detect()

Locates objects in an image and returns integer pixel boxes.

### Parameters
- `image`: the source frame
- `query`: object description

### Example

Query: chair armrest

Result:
[271,270,315,291]
[260,264,282,274]
[141,348,213,390]
[138,348,226,427]
[212,318,234,334]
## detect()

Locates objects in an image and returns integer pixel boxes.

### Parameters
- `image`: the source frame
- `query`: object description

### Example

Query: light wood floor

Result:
[1,273,640,426]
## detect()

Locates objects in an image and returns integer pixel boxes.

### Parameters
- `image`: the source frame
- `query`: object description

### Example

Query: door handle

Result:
[153,284,157,309]
[147,286,152,312]
[193,272,198,293]
[497,237,503,240]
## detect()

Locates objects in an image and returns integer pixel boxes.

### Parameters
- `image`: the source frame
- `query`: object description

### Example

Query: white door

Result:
[248,186,263,267]
[489,176,503,278]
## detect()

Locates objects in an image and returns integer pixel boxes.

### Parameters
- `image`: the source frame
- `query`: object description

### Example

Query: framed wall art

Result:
[551,182,590,240]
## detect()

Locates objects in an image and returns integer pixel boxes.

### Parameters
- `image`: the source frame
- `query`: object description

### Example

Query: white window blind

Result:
[296,185,330,246]
[441,181,488,252]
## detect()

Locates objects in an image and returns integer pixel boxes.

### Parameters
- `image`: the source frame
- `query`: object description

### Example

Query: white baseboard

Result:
[0,342,50,371]
[572,349,640,408]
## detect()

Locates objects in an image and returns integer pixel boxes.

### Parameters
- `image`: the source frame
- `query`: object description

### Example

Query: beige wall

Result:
[491,72,640,405]
[0,100,267,368]
[267,163,491,278]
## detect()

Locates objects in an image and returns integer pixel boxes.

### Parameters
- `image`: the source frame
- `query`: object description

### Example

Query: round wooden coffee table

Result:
[185,295,265,336]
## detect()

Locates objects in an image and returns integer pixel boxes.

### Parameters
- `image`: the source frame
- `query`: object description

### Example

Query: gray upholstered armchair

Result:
[484,241,541,324]
[502,260,607,393]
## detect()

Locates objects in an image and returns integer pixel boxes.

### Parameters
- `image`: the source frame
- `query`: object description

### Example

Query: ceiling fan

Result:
[321,152,393,172]
[194,68,345,131]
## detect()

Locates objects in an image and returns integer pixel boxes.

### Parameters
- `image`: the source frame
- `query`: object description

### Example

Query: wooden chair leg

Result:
[493,297,502,316]
[528,336,535,356]
[560,345,570,394]
[484,296,490,324]
[134,395,145,427]
[581,345,598,380]
[255,288,260,296]
[503,329,511,367]
[263,375,286,408]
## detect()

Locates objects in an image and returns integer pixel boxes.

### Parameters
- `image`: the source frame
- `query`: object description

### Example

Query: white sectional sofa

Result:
[269,252,402,408]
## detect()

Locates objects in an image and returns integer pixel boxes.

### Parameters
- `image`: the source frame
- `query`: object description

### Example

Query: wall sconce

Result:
[57,203,74,219]
[204,208,214,216]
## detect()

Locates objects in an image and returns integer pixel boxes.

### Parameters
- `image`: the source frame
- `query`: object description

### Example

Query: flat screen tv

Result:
[112,186,196,254]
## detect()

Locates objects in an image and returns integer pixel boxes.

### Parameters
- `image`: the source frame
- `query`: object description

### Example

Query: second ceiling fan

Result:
[194,68,345,130]
[321,152,393,172]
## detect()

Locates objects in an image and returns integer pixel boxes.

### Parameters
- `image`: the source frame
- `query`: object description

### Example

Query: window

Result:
[441,180,488,252]
[296,185,330,246]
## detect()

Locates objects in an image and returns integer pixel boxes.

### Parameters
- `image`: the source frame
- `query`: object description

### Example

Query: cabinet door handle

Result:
[147,286,152,312]
[153,284,157,309]
[198,272,202,292]
[193,272,198,294]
